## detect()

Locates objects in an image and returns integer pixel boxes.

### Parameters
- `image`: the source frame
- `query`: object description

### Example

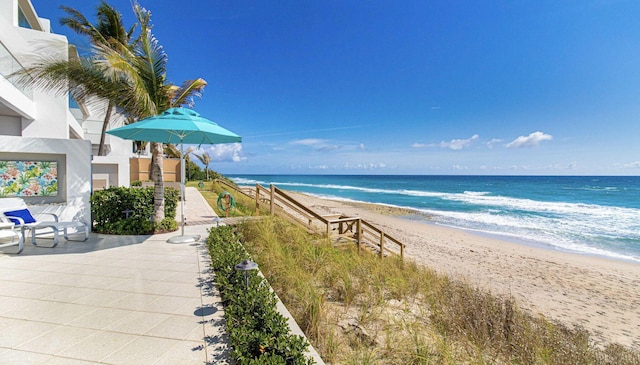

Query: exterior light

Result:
[234,259,258,287]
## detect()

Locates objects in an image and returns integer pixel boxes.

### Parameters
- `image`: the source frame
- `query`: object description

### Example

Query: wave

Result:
[435,222,640,263]
[307,193,640,263]
[230,176,640,262]
[231,177,640,222]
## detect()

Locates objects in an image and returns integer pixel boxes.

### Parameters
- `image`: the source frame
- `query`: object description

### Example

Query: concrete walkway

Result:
[0,187,230,364]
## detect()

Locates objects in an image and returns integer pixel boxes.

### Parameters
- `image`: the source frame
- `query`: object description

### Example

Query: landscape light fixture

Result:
[234,259,258,287]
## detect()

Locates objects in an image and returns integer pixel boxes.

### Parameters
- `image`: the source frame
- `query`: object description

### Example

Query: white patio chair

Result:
[0,216,23,253]
[0,198,88,247]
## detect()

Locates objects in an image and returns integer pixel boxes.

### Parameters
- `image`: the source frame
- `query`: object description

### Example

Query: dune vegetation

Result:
[234,217,639,364]
[197,178,640,364]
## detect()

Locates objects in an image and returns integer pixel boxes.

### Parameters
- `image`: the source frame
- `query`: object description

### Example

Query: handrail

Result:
[272,186,329,224]
[219,179,406,260]
[216,179,253,200]
[271,184,405,259]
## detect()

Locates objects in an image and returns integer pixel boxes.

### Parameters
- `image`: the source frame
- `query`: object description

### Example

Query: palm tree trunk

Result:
[97,101,114,156]
[151,142,165,223]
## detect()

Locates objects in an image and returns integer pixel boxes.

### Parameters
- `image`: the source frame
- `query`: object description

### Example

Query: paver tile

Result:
[0,349,52,365]
[152,340,208,365]
[144,314,202,341]
[104,311,171,335]
[67,307,132,330]
[57,330,138,362]
[0,321,58,348]
[16,325,97,355]
[101,336,182,364]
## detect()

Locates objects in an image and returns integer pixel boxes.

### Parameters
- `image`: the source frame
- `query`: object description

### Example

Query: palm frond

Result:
[95,1,134,48]
[60,5,108,47]
[169,78,207,108]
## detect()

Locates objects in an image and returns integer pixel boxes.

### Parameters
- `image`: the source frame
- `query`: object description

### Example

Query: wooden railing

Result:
[216,179,406,260]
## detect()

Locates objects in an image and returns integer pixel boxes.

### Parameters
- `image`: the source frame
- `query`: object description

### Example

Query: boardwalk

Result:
[0,187,231,364]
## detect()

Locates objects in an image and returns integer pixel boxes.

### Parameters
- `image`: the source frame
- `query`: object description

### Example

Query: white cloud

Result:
[341,162,387,170]
[358,143,367,150]
[439,134,479,150]
[486,138,502,149]
[506,131,553,148]
[411,143,427,148]
[291,138,340,151]
[205,143,245,162]
[623,161,640,169]
[291,138,324,146]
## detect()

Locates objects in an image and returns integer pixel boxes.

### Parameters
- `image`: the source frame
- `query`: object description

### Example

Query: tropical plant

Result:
[194,151,212,180]
[99,4,206,224]
[17,2,207,227]
[59,1,135,157]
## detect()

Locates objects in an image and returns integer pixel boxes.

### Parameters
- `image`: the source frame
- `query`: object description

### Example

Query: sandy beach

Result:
[288,191,640,350]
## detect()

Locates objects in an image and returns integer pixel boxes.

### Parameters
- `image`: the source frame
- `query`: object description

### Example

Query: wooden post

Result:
[357,219,362,253]
[223,194,231,218]
[270,184,275,215]
[254,184,259,213]
[379,232,385,258]
[400,244,404,260]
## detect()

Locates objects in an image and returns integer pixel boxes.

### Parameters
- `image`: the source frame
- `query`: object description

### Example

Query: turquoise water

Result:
[229,175,640,263]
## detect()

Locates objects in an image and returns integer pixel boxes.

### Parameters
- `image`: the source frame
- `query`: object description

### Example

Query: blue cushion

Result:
[4,209,37,225]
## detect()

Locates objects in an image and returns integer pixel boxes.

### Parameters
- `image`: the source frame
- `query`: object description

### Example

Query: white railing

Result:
[0,41,33,99]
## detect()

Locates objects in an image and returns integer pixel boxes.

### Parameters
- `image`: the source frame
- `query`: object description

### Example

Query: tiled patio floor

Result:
[0,188,230,364]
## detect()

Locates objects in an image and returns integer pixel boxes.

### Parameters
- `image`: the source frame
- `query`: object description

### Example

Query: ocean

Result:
[228,175,640,263]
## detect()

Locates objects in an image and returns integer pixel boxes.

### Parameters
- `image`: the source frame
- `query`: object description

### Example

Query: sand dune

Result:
[289,191,640,350]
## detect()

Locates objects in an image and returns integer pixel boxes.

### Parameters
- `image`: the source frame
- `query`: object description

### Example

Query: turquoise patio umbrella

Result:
[107,107,241,243]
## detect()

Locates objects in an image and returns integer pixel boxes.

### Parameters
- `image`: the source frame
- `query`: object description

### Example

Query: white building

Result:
[0,0,135,224]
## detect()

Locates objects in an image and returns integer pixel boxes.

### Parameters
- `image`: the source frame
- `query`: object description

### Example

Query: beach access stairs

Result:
[216,179,406,260]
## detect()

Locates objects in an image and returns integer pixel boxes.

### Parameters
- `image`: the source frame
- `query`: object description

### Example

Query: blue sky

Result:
[31,1,640,175]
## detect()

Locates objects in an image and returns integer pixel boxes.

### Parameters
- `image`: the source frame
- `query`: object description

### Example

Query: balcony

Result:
[0,41,33,99]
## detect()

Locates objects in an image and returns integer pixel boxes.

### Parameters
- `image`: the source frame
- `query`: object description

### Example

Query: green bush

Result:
[207,226,314,365]
[91,186,179,234]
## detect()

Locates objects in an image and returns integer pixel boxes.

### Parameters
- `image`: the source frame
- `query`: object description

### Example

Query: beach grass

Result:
[188,180,258,217]
[235,216,640,364]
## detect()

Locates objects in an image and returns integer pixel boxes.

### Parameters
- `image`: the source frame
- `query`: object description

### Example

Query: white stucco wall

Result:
[0,136,92,226]
[1,0,133,196]
[0,1,71,139]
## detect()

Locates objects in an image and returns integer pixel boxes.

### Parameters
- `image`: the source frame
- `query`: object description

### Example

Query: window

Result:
[18,7,31,29]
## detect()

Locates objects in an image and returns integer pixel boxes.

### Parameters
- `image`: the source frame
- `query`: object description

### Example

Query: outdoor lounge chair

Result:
[0,216,23,253]
[0,198,88,247]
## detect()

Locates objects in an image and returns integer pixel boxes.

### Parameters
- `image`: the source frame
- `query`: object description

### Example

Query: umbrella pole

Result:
[180,142,185,236]
[167,141,199,244]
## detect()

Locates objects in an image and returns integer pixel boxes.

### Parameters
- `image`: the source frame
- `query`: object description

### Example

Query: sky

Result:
[30,0,640,175]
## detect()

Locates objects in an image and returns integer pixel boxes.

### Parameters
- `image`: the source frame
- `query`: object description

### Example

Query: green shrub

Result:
[207,226,314,365]
[91,186,179,235]
[131,180,142,187]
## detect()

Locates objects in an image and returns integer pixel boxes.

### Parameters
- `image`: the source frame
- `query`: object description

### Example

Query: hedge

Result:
[91,186,178,234]
[207,226,314,365]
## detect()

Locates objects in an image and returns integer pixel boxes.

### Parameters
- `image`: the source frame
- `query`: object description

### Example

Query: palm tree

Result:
[99,4,206,223]
[194,151,212,181]
[59,1,135,156]
[18,2,206,226]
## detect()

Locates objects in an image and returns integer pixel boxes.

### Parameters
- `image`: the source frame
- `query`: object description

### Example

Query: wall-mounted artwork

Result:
[0,160,58,197]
